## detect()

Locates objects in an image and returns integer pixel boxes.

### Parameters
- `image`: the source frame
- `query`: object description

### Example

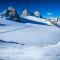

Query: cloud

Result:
[47,12,53,16]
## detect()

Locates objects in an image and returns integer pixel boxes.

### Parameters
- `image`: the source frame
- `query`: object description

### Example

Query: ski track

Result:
[0,23,30,34]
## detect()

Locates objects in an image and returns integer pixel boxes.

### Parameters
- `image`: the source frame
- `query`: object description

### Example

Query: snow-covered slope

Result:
[1,24,60,46]
[0,17,60,46]
[0,40,60,60]
[21,16,52,25]
[0,17,28,33]
[0,16,60,60]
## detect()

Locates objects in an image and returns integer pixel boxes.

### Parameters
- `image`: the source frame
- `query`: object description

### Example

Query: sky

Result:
[0,0,60,18]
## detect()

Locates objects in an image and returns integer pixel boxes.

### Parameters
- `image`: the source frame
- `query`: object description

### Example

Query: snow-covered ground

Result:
[0,41,60,60]
[0,22,60,46]
[0,17,60,60]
